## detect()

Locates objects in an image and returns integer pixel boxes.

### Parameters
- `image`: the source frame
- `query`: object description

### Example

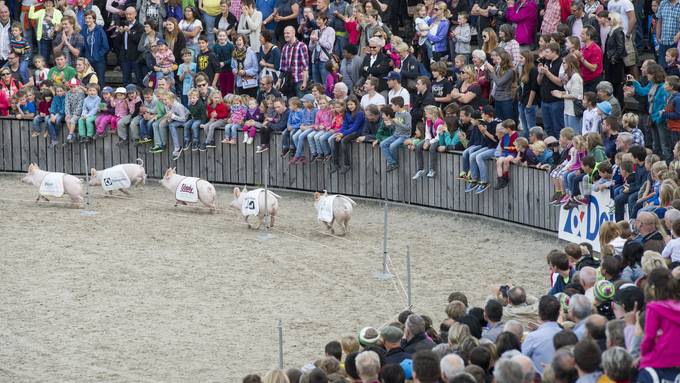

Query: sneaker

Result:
[426,169,436,178]
[475,183,490,194]
[297,156,307,165]
[549,191,564,204]
[494,176,509,190]
[386,164,399,172]
[280,149,290,158]
[575,196,591,205]
[559,194,571,204]
[289,156,298,165]
[149,145,160,153]
[139,137,152,144]
[48,140,58,149]
[78,136,87,143]
[172,149,181,160]
[242,135,248,143]
[324,155,332,162]
[31,131,39,137]
[457,171,469,180]
[206,141,216,148]
[412,169,425,180]
[199,143,207,152]
[230,139,237,145]
[246,137,253,144]
[465,182,478,193]
[191,142,199,151]
[42,131,48,138]
[256,145,269,153]
[221,138,230,144]
[183,141,191,151]
[153,145,166,153]
[66,134,75,143]
[563,198,579,210]
[340,165,351,174]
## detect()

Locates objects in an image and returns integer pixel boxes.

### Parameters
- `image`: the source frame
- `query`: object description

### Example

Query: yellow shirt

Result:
[201,0,221,16]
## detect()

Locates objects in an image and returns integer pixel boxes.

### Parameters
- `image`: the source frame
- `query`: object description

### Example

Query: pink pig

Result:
[21,163,84,204]
[160,168,217,212]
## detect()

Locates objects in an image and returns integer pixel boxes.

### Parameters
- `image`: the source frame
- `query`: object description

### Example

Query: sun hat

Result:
[596,101,612,116]
[115,87,127,94]
[358,326,380,347]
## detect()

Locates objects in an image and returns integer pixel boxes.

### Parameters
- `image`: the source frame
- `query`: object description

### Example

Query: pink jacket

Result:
[113,98,129,117]
[640,300,680,369]
[505,0,538,46]
[314,107,334,130]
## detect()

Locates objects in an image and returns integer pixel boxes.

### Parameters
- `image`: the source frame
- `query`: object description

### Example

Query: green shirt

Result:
[47,65,76,86]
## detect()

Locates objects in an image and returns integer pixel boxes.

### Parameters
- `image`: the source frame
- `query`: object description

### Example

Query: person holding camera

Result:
[116,7,144,86]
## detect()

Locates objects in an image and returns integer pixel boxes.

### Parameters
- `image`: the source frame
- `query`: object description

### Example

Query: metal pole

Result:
[406,245,412,307]
[81,143,96,216]
[277,319,284,369]
[260,159,272,239]
[375,198,394,279]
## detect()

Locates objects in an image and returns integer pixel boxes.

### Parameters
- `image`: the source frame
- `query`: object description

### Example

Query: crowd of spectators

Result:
[239,242,680,383]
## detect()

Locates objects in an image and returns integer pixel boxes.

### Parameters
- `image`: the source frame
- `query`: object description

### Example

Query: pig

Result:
[230,187,280,229]
[21,163,84,204]
[314,191,356,235]
[160,168,217,212]
[89,158,147,195]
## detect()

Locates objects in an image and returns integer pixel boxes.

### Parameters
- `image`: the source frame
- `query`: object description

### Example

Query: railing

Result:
[0,119,559,231]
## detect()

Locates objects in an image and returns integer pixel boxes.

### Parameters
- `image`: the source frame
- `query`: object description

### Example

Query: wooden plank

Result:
[215,130,224,183]
[207,138,216,183]
[2,119,11,171]
[104,135,113,169]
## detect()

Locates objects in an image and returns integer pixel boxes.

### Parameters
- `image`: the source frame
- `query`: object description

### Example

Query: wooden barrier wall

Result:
[0,119,559,231]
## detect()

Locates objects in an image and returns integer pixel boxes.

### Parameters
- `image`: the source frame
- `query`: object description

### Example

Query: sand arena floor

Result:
[0,173,557,382]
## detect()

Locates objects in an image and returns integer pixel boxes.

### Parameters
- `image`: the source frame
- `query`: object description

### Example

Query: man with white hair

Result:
[579,267,597,303]
[615,132,633,153]
[494,358,525,383]
[333,82,348,101]
[356,350,381,382]
[440,354,465,382]
[511,354,536,383]
[568,294,593,339]
[402,314,436,353]
[503,320,524,341]
[664,208,680,232]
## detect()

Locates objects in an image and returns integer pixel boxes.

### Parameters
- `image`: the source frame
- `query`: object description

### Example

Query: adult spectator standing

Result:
[607,0,636,76]
[257,0,276,32]
[28,0,62,63]
[541,0,562,34]
[574,340,602,383]
[237,0,262,53]
[538,43,565,138]
[568,295,592,339]
[402,314,436,354]
[340,45,362,92]
[386,71,410,108]
[274,0,300,45]
[0,6,9,68]
[412,350,441,383]
[552,55,583,133]
[575,26,603,93]
[633,212,666,252]
[258,30,280,85]
[505,0,538,48]
[53,15,84,67]
[198,0,221,45]
[428,2,450,62]
[47,52,76,85]
[655,0,680,65]
[118,7,144,86]
[328,0,349,56]
[179,6,203,54]
[603,13,626,106]
[396,43,418,92]
[568,1,598,40]
[355,351,381,383]
[163,18,187,74]
[411,76,435,135]
[138,21,160,77]
[231,34,258,97]
[280,26,309,98]
[482,299,505,342]
[309,14,335,85]
[4,52,29,85]
[215,1,238,35]
[381,326,411,365]
[359,37,391,93]
[521,295,562,375]
[81,10,108,88]
[596,81,622,118]
[256,75,281,103]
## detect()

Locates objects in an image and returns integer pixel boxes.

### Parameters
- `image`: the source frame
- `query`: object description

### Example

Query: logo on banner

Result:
[241,190,260,216]
[176,177,200,203]
[558,191,619,252]
[101,165,131,191]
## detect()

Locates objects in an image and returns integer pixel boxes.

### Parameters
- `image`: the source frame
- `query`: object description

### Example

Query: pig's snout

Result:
[21,176,30,184]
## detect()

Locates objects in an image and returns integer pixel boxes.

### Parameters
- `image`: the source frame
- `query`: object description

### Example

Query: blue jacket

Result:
[663,92,680,121]
[427,18,450,53]
[287,109,303,130]
[81,25,109,63]
[49,94,65,115]
[339,111,365,136]
[633,81,668,123]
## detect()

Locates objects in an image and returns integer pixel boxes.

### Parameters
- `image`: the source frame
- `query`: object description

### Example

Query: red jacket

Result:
[207,102,230,120]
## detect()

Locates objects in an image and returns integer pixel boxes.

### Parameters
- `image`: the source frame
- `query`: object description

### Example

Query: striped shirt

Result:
[657,0,680,45]
[280,40,309,83]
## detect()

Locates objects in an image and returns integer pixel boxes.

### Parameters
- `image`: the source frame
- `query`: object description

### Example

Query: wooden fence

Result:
[0,119,559,231]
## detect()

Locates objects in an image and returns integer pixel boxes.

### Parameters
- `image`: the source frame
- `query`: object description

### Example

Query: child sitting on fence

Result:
[241,97,262,145]
[290,94,319,165]
[558,135,589,206]
[31,88,53,137]
[222,94,246,144]
[78,84,101,143]
[200,91,230,150]
[94,87,115,136]
[138,87,159,146]
[149,89,170,154]
[183,89,207,152]
[281,97,303,157]
[16,88,35,119]
[64,79,85,143]
[380,96,412,172]
[47,85,65,148]
[116,85,142,146]
[308,96,334,162]
[163,92,190,160]
[549,128,576,204]
[317,100,345,161]
[493,119,519,190]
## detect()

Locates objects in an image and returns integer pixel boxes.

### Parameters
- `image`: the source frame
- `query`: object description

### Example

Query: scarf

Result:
[232,46,247,70]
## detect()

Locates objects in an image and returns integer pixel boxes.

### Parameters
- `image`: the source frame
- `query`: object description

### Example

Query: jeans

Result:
[334,35,348,57]
[312,60,329,85]
[380,134,408,166]
[462,145,483,173]
[563,170,576,195]
[294,128,314,157]
[415,140,440,171]
[202,12,216,46]
[184,119,202,142]
[224,123,240,140]
[332,132,361,166]
[39,39,52,63]
[615,191,638,221]
[122,59,143,86]
[32,115,47,133]
[317,131,335,156]
[92,60,106,88]
[541,100,565,138]
[564,114,582,134]
[153,119,168,147]
[168,120,186,150]
[469,147,496,183]
[650,120,673,162]
[78,116,97,137]
[282,128,296,150]
[307,130,324,156]
[518,104,537,137]
[494,99,514,121]
[46,113,63,141]
[658,43,675,65]
[139,119,154,139]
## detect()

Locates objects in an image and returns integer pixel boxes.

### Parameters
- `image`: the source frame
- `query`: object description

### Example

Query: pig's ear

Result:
[314,191,320,201]
[233,187,240,197]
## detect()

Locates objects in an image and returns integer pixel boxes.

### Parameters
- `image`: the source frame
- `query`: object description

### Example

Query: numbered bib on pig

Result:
[101,165,131,191]
[39,172,65,197]
[241,189,262,216]
[318,194,337,223]
[175,177,200,203]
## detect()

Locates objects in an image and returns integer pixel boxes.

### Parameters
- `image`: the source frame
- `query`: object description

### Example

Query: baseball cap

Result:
[384,71,401,81]
[596,101,612,116]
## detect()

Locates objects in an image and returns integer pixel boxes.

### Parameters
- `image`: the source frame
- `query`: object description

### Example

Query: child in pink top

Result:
[95,87,115,136]
[308,96,334,161]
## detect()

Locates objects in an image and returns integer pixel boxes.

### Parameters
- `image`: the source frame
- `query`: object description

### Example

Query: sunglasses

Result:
[196,83,207,87]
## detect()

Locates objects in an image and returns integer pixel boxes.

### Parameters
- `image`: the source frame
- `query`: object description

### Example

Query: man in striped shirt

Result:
[280,26,309,97]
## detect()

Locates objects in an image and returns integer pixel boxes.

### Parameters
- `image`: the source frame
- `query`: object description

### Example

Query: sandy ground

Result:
[0,173,559,382]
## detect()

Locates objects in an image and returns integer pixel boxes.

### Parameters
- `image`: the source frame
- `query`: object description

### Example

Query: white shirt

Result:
[0,20,9,60]
[608,0,635,34]
[662,237,680,262]
[388,87,410,108]
[581,108,601,134]
[360,92,386,109]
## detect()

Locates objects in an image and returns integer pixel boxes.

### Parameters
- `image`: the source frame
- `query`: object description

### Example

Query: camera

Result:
[499,285,510,298]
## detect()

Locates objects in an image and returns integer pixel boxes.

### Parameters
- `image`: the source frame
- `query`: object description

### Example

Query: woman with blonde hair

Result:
[75,57,98,85]
[427,1,451,61]
[262,369,290,383]
[448,322,472,348]
[552,54,583,133]
[599,221,625,257]
[451,64,484,109]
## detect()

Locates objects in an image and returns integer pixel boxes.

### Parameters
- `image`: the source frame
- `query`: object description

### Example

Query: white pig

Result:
[160,168,217,212]
[314,191,356,235]
[21,163,84,203]
[230,187,280,229]
[89,158,147,194]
